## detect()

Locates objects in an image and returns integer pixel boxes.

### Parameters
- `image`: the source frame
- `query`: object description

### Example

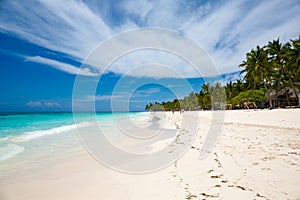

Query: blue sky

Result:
[0,0,299,111]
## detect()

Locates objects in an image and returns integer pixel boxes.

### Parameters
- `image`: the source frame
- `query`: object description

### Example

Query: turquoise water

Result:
[0,113,75,138]
[0,112,142,162]
[0,112,139,138]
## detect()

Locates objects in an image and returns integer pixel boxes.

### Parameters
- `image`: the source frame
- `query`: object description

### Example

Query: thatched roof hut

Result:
[268,87,300,107]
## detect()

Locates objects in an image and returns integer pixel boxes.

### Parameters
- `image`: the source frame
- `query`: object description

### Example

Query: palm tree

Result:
[172,99,180,110]
[290,36,300,66]
[267,38,289,107]
[210,82,226,110]
[288,37,300,79]
[285,36,300,104]
[225,81,233,99]
[198,83,211,110]
[234,79,244,94]
[239,45,273,108]
[240,59,260,90]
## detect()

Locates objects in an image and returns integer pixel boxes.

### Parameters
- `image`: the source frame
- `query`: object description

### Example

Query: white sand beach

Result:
[1,109,300,200]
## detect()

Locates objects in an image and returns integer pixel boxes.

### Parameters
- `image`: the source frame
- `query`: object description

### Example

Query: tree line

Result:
[145,35,300,111]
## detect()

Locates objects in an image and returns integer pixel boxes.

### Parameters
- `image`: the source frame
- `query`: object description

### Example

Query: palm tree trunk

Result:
[260,68,272,108]
[275,88,279,107]
[275,76,280,107]
[260,95,266,108]
[262,78,272,108]
[285,88,291,107]
[275,69,283,108]
[264,83,272,108]
[289,76,299,105]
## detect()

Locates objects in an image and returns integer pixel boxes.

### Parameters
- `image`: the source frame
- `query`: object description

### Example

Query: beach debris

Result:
[255,192,270,200]
[221,179,228,183]
[261,156,276,161]
[288,151,300,155]
[186,194,197,199]
[213,152,223,168]
[191,146,200,150]
[199,192,219,198]
[235,185,246,190]
[210,174,223,179]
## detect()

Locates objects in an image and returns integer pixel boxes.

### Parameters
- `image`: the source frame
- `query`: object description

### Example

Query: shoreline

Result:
[0,109,299,199]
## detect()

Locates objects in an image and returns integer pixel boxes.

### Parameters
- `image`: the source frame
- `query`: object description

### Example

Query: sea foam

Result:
[0,143,24,161]
[12,122,91,142]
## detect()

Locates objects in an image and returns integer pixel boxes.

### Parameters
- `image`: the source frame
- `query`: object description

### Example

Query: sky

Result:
[0,0,299,112]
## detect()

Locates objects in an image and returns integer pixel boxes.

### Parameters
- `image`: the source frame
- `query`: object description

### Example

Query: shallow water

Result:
[0,112,175,179]
[0,112,151,158]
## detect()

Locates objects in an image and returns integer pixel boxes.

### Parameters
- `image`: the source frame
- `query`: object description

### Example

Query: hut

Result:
[268,87,300,108]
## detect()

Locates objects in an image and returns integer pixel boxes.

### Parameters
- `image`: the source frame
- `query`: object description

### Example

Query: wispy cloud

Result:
[86,95,123,101]
[181,0,300,73]
[167,84,183,88]
[132,88,160,97]
[213,71,245,86]
[0,0,111,59]
[121,0,300,75]
[25,56,99,76]
[1,0,299,78]
[26,101,61,108]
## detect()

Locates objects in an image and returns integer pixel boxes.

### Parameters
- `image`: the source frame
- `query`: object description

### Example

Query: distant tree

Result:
[198,83,211,110]
[210,82,226,110]
[149,103,164,111]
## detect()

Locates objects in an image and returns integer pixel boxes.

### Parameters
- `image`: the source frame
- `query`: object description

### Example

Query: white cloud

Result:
[181,0,300,74]
[82,89,161,102]
[122,0,153,20]
[0,0,111,59]
[25,56,99,76]
[108,50,202,78]
[86,95,123,101]
[43,102,61,107]
[166,84,183,88]
[132,88,160,97]
[26,101,42,107]
[213,71,245,86]
[1,0,299,78]
[85,30,216,78]
[26,101,61,108]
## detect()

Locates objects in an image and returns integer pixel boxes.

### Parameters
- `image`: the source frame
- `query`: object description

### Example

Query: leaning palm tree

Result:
[239,46,273,108]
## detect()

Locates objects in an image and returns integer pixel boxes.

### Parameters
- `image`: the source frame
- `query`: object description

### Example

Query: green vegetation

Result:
[145,35,300,111]
[145,82,227,111]
[229,89,266,108]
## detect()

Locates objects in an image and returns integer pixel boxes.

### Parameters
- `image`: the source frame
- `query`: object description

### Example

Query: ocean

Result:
[0,112,146,163]
[0,111,181,179]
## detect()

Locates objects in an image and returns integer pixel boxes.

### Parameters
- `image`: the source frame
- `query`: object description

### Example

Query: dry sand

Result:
[1,109,299,200]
